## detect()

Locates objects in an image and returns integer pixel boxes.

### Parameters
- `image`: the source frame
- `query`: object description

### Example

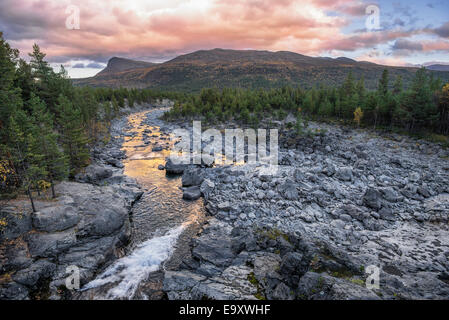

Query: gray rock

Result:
[182,167,204,187]
[297,272,380,300]
[279,252,309,287]
[337,167,353,181]
[26,230,77,258]
[12,260,56,288]
[381,187,401,203]
[165,158,188,175]
[272,282,295,300]
[183,186,202,201]
[75,165,113,184]
[0,207,32,242]
[278,179,299,200]
[363,187,382,210]
[32,206,80,233]
[105,158,124,168]
[0,282,29,300]
[200,179,215,198]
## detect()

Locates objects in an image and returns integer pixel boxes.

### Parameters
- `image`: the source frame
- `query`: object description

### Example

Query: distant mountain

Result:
[73,49,449,91]
[96,57,157,76]
[426,64,449,72]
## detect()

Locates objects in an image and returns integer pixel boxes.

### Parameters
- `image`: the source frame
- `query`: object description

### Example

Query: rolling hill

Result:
[73,49,449,91]
[426,64,449,72]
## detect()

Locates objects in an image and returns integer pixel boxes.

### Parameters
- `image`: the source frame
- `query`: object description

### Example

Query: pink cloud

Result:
[0,0,447,66]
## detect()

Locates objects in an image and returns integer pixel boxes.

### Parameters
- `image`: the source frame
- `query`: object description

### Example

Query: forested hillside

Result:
[0,33,180,206]
[164,69,449,138]
[73,49,449,92]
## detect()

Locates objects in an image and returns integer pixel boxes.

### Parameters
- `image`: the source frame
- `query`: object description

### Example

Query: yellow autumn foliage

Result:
[353,107,363,127]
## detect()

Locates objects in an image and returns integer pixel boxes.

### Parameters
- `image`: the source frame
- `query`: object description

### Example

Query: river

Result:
[81,108,207,300]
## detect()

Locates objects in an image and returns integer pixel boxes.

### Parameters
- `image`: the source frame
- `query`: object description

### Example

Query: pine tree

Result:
[111,95,119,115]
[405,68,437,131]
[0,32,22,144]
[28,94,68,197]
[8,114,37,211]
[58,95,90,177]
[438,83,449,134]
[378,69,389,97]
[393,75,403,95]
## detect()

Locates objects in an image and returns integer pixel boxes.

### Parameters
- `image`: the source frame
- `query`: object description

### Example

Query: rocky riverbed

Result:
[1,105,448,300]
[163,120,449,300]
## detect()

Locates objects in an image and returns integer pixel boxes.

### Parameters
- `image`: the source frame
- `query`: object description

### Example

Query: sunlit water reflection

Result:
[81,109,206,300]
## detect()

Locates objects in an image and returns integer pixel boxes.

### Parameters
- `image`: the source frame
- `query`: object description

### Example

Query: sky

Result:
[1,0,448,78]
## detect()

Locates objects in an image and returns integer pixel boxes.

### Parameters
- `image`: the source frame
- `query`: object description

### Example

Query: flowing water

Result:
[81,109,207,300]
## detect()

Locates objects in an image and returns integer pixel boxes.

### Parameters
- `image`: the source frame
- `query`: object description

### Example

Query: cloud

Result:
[392,39,423,51]
[86,62,105,69]
[0,0,448,70]
[72,63,85,68]
[431,21,449,38]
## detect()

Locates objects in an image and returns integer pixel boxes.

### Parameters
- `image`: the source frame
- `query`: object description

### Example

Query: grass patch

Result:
[247,272,266,300]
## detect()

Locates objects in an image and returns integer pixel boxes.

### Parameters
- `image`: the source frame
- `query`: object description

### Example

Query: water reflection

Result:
[122,111,206,250]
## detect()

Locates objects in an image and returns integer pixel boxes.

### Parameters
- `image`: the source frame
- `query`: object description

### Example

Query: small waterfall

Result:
[82,225,185,299]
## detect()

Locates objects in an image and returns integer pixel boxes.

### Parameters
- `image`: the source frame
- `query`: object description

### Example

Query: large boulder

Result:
[278,179,299,200]
[12,260,56,288]
[165,158,188,175]
[32,206,80,233]
[0,207,32,242]
[26,230,77,258]
[297,272,380,300]
[200,179,215,199]
[75,165,113,184]
[279,252,309,287]
[336,167,353,182]
[183,186,202,201]
[182,167,205,187]
[363,187,382,210]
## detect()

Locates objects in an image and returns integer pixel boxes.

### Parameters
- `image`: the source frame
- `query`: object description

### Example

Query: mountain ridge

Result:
[73,48,449,91]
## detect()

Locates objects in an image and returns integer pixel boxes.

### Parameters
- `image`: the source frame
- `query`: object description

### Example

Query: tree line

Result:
[164,69,449,136]
[0,33,176,206]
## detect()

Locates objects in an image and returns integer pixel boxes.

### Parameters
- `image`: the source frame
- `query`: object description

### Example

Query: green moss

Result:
[256,227,290,243]
[350,278,365,286]
[254,293,266,300]
[247,272,258,286]
[248,272,266,300]
[330,269,355,279]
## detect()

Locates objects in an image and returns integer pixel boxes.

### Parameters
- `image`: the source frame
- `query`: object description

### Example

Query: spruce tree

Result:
[8,115,37,211]
[58,95,90,177]
[0,32,22,144]
[28,94,68,197]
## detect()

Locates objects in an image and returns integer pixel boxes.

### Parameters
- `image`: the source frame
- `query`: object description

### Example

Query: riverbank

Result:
[0,103,166,300]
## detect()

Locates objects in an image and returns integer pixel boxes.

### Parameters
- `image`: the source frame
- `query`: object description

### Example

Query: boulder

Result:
[165,158,188,175]
[183,186,202,201]
[336,167,353,181]
[12,260,56,288]
[363,187,382,210]
[75,165,112,184]
[200,179,215,198]
[26,230,77,258]
[182,167,205,187]
[279,252,309,287]
[32,206,80,233]
[278,179,299,200]
[0,207,32,242]
[297,272,380,300]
